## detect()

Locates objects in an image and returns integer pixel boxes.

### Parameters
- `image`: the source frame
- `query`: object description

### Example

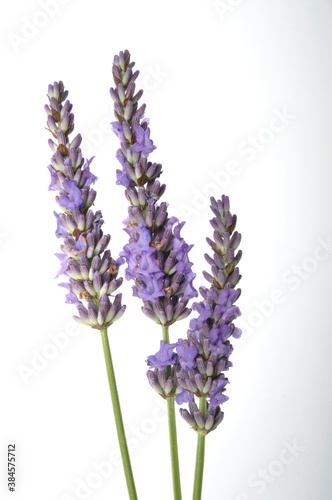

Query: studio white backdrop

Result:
[1,1,332,499]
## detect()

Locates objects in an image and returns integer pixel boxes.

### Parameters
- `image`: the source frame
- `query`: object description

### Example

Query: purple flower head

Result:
[48,164,60,191]
[80,157,97,188]
[55,252,69,278]
[110,50,197,326]
[209,377,229,409]
[116,168,131,187]
[132,125,156,157]
[176,388,194,406]
[111,121,124,140]
[147,340,178,369]
[189,296,213,331]
[72,235,87,257]
[58,179,84,211]
[175,196,242,434]
[176,339,198,371]
[54,212,69,239]
[121,221,165,300]
[58,282,79,305]
[45,81,125,330]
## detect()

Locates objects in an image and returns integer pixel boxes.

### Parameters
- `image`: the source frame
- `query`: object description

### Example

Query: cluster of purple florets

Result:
[146,196,242,434]
[110,50,197,327]
[46,81,125,329]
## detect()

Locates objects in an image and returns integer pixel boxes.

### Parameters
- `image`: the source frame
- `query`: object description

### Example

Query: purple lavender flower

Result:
[146,341,179,399]
[45,81,125,329]
[175,195,242,434]
[110,50,197,327]
[147,340,178,369]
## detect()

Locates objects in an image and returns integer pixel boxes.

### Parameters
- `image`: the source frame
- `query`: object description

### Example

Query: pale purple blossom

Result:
[45,81,125,329]
[175,196,242,433]
[110,50,197,326]
[145,196,242,432]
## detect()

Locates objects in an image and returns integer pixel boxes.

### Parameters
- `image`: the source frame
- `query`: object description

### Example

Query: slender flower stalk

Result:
[45,82,137,499]
[100,328,137,500]
[192,396,206,500]
[162,326,182,500]
[110,49,199,499]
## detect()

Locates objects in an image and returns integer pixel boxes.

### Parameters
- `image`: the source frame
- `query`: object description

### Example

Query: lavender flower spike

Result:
[45,81,125,329]
[110,50,198,327]
[176,195,242,434]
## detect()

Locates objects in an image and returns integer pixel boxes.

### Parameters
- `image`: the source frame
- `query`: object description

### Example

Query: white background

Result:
[1,1,332,499]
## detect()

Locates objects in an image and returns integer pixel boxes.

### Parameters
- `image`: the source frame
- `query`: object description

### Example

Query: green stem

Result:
[162,325,182,500]
[100,328,138,500]
[192,397,207,500]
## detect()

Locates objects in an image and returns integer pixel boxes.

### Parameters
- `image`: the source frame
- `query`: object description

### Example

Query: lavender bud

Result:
[146,370,164,396]
[203,378,213,394]
[111,304,126,323]
[114,101,124,120]
[104,294,122,323]
[84,281,95,297]
[134,161,143,180]
[87,300,98,324]
[49,97,60,112]
[97,295,110,325]
[155,203,168,227]
[193,410,205,430]
[137,187,146,206]
[179,408,196,429]
[122,121,132,141]
[165,378,175,396]
[145,204,155,227]
[94,234,111,255]
[205,413,215,431]
[110,87,120,103]
[152,302,167,325]
[142,306,160,324]
[132,88,143,104]
[124,101,134,120]
[118,83,126,103]
[107,277,123,295]
[122,67,132,86]
[125,187,139,206]
[93,271,102,295]
[206,359,215,377]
